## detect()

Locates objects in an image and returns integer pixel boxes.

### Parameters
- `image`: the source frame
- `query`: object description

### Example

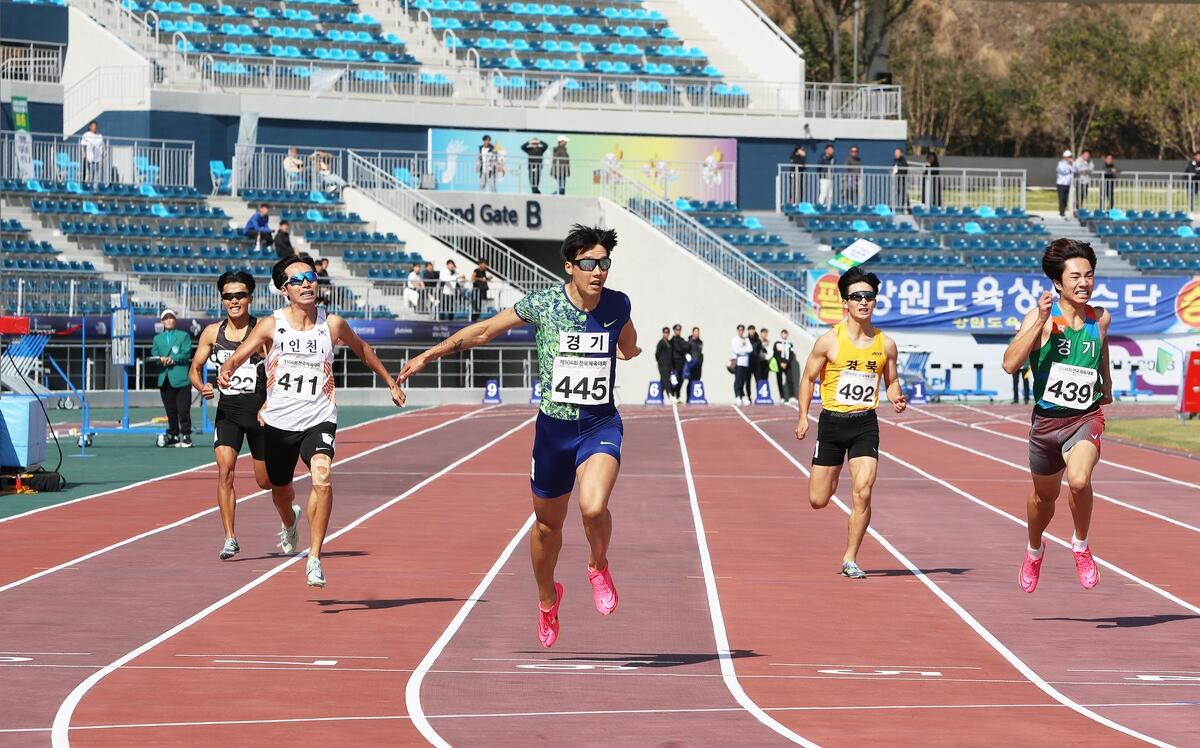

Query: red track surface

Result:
[2,404,1197,747]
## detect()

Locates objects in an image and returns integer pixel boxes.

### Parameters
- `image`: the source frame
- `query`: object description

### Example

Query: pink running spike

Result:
[588,565,618,615]
[537,582,563,648]
[1073,546,1100,589]
[1019,547,1044,593]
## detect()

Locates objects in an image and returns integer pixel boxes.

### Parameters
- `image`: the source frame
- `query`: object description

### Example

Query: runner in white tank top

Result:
[218,257,405,588]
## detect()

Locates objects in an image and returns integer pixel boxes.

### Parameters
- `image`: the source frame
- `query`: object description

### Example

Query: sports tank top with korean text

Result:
[820,322,885,413]
[1029,301,1103,414]
[208,317,266,403]
[260,308,337,431]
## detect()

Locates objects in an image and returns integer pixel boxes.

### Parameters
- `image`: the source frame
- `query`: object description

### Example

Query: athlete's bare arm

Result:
[396,308,528,384]
[795,330,834,440]
[1097,306,1114,404]
[1003,291,1053,374]
[615,320,640,360]
[189,323,220,400]
[217,317,275,388]
[882,336,907,414]
[327,314,405,407]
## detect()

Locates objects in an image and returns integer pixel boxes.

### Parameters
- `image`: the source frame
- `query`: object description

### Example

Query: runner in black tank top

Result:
[189,271,273,561]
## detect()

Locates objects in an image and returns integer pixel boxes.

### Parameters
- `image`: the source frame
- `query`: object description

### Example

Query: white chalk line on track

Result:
[889,407,1200,536]
[49,412,537,747]
[932,403,1200,491]
[0,407,493,595]
[0,407,446,525]
[740,405,1172,748]
[10,700,1200,734]
[672,403,819,747]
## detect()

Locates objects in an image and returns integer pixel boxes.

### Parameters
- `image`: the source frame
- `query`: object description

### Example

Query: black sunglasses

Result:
[570,257,612,271]
[846,291,878,302]
[221,291,250,301]
[285,270,319,286]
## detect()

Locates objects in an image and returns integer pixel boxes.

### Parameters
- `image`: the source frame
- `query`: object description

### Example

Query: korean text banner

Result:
[428,127,736,197]
[805,270,1200,334]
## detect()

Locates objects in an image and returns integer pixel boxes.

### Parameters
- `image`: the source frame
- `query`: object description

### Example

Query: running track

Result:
[1,404,1196,746]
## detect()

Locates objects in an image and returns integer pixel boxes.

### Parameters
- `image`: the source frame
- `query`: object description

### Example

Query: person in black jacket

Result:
[1186,151,1200,211]
[923,152,942,208]
[684,326,704,401]
[669,323,689,403]
[273,220,296,259]
[789,145,807,203]
[655,327,673,402]
[892,148,910,209]
[521,137,549,194]
[1100,153,1118,211]
[747,325,764,396]
[773,329,799,404]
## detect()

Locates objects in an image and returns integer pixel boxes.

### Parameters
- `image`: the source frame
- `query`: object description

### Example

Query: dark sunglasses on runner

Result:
[570,257,612,271]
[285,270,319,286]
[221,291,251,301]
[846,291,878,302]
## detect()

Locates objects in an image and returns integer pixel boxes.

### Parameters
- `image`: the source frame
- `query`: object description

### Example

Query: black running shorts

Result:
[213,397,265,460]
[812,409,879,467]
[262,421,337,487]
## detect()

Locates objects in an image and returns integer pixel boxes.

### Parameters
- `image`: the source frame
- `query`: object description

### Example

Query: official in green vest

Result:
[151,309,194,447]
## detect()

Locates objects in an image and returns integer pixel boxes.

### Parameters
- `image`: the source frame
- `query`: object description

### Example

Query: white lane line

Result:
[672,403,818,747]
[739,407,1172,748]
[49,414,536,748]
[930,403,1200,492]
[11,700,1199,735]
[0,407,443,525]
[769,662,982,670]
[403,514,538,748]
[0,652,90,656]
[893,408,1200,536]
[0,407,489,595]
[173,654,386,659]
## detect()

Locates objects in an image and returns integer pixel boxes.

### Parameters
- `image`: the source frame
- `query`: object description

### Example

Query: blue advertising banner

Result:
[806,270,1200,334]
[19,316,536,345]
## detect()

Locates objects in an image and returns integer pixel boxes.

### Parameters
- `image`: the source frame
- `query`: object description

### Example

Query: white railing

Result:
[776,163,1027,212]
[0,43,65,83]
[353,147,738,203]
[233,144,350,195]
[600,172,817,328]
[0,129,195,187]
[347,151,562,294]
[1074,172,1200,214]
[803,82,902,120]
[3,277,123,317]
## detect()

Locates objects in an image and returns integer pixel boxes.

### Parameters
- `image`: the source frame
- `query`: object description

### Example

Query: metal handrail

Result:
[346,151,562,294]
[600,171,816,328]
[736,0,805,59]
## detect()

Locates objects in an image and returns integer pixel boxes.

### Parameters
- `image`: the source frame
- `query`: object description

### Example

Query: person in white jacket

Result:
[1056,151,1076,217]
[730,324,753,405]
[1073,150,1094,211]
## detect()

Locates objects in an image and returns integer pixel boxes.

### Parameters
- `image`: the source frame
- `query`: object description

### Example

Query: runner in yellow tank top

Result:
[794,267,907,579]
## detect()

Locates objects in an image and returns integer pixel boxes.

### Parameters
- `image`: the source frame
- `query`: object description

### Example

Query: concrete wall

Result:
[597,197,815,403]
[0,0,69,45]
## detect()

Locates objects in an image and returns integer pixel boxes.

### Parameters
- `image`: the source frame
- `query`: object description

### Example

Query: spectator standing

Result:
[789,144,807,203]
[440,259,465,315]
[891,148,910,209]
[773,328,799,404]
[244,203,273,249]
[478,134,497,191]
[655,327,673,402]
[273,219,295,259]
[1073,149,1094,211]
[747,324,764,396]
[421,261,440,313]
[757,329,773,390]
[471,259,493,321]
[551,136,571,195]
[1100,153,1118,211]
[1012,365,1031,405]
[843,146,863,205]
[817,144,836,207]
[79,121,105,184]
[315,257,332,305]
[684,326,704,400]
[923,151,942,207]
[152,309,194,448]
[1186,151,1200,212]
[521,137,548,193]
[669,323,689,403]
[283,146,304,190]
[1056,150,1075,217]
[730,324,752,405]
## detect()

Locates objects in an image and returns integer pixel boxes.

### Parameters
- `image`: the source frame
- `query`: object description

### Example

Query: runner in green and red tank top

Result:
[1003,239,1113,594]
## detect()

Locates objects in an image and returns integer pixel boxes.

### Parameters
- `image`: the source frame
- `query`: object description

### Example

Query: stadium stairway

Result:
[639,0,757,82]
[745,210,823,262]
[1037,211,1139,276]
[1,199,119,273]
[355,0,487,96]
